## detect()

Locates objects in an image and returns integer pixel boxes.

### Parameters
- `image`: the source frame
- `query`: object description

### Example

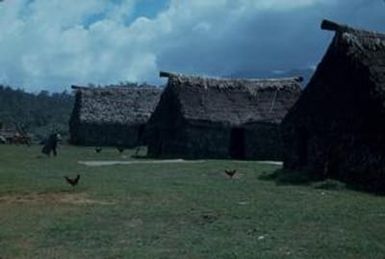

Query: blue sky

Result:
[0,0,384,92]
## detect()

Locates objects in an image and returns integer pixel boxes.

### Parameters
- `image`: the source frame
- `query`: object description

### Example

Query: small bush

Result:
[312,179,346,191]
[259,169,320,185]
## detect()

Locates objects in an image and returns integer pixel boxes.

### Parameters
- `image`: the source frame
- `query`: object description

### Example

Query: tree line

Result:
[0,86,74,141]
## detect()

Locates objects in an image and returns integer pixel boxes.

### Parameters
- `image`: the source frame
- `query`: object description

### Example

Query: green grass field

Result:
[1,145,385,258]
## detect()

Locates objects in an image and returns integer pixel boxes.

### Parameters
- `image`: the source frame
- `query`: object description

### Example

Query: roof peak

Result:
[321,19,384,37]
[159,71,303,83]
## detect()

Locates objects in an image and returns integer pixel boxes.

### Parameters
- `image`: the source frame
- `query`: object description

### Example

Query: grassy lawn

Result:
[1,144,385,258]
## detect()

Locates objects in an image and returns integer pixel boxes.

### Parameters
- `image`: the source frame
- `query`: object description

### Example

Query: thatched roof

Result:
[71,86,162,125]
[321,19,385,97]
[284,20,385,127]
[159,72,302,125]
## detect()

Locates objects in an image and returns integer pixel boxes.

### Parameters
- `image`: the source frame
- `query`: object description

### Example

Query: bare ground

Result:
[0,191,115,205]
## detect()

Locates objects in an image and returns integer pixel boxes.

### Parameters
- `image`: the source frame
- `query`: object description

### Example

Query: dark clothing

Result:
[42,134,59,156]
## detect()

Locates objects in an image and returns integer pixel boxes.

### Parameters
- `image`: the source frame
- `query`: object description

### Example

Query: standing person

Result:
[42,133,61,156]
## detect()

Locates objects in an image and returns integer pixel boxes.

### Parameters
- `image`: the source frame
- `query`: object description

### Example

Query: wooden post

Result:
[321,19,352,33]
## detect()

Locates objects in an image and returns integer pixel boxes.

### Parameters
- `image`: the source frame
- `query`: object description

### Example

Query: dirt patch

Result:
[78,159,206,166]
[0,192,115,205]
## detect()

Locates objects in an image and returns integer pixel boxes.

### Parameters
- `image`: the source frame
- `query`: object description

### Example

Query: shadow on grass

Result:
[259,169,385,195]
[130,154,151,159]
[259,169,348,192]
[259,169,321,186]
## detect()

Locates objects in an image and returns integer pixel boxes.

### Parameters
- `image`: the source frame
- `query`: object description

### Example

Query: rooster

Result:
[117,147,125,153]
[224,169,237,179]
[64,174,80,188]
[95,147,102,153]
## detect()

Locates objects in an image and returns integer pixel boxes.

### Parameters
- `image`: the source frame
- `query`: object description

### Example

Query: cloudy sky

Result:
[0,0,384,92]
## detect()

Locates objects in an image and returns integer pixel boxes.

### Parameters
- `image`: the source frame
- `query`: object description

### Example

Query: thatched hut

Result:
[69,86,161,147]
[282,20,385,190]
[147,72,302,160]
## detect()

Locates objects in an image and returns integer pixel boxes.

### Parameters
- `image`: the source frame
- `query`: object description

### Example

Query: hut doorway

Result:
[230,127,245,159]
[137,124,145,145]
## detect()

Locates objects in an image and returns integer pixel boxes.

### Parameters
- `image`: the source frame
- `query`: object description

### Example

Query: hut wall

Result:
[148,122,232,159]
[182,123,231,159]
[70,123,143,147]
[244,122,283,161]
[146,84,187,157]
[147,125,188,158]
[150,119,289,160]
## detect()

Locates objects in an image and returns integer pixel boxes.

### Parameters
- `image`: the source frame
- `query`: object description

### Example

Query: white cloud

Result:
[0,0,383,91]
[237,0,337,10]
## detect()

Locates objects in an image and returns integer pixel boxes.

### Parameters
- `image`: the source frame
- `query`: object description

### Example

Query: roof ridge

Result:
[159,71,303,82]
[72,85,160,91]
[321,19,384,37]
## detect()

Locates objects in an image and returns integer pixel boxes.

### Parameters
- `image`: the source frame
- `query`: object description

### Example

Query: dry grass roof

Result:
[72,86,162,125]
[321,19,385,94]
[160,72,302,125]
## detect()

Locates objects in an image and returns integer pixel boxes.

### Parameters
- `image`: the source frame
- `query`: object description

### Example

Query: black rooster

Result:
[117,147,125,153]
[224,169,237,179]
[64,175,80,188]
[95,147,102,153]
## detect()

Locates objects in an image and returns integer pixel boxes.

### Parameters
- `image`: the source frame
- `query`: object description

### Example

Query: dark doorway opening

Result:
[136,124,146,144]
[230,127,245,159]
[298,127,308,166]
